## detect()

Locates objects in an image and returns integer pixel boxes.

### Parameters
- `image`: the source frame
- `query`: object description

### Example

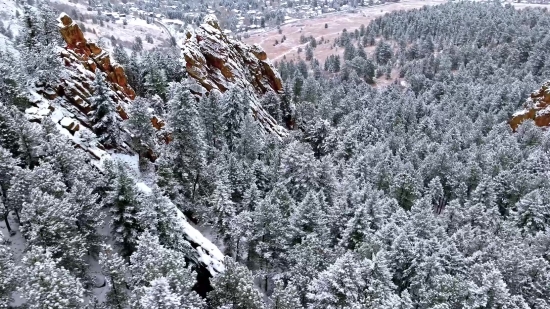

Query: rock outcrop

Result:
[510,81,550,131]
[27,13,138,158]
[181,15,286,137]
[58,13,135,99]
[24,13,224,280]
[182,15,283,94]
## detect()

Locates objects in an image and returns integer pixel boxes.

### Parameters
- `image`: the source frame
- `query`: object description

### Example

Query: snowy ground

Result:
[0,215,25,307]
[47,0,178,52]
[243,0,550,63]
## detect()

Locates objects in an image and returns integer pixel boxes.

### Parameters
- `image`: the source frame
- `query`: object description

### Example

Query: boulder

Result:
[510,81,550,131]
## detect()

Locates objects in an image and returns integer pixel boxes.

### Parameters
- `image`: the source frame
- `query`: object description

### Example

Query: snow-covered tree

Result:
[160,82,206,205]
[208,257,264,309]
[99,244,130,309]
[0,232,16,307]
[91,69,122,147]
[127,97,156,155]
[18,247,85,309]
[106,160,142,257]
[268,280,301,309]
[138,277,181,309]
[129,232,204,309]
[20,188,88,275]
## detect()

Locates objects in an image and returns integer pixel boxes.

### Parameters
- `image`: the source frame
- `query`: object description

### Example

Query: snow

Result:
[136,182,152,194]
[203,14,220,28]
[136,182,226,275]
[512,109,529,117]
[58,12,73,27]
[175,207,226,274]
[111,153,140,176]
[1,213,27,307]
[50,109,64,123]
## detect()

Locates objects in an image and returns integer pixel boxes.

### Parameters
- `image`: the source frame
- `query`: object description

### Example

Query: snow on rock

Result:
[136,182,226,275]
[181,15,287,138]
[135,182,153,194]
[174,206,226,274]
[510,80,550,130]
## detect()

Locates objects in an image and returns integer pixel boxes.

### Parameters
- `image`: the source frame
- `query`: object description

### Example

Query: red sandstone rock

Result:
[510,81,550,131]
[57,13,136,100]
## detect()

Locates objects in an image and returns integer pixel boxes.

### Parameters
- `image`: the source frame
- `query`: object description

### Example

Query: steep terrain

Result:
[22,12,226,279]
[26,13,137,159]
[181,15,287,137]
[20,12,290,280]
[510,81,550,130]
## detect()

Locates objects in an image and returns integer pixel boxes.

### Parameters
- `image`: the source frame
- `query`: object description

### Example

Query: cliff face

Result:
[181,15,286,137]
[182,15,283,95]
[58,13,135,100]
[23,13,224,278]
[26,13,137,160]
[510,81,550,131]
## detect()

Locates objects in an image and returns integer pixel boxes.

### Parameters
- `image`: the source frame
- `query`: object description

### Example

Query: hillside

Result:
[2,1,550,309]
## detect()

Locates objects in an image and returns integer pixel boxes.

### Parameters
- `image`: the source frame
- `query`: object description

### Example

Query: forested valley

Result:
[1,1,550,308]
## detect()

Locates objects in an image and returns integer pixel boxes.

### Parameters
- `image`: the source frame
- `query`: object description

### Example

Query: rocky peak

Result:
[510,81,550,131]
[181,14,286,137]
[25,13,138,160]
[58,13,135,100]
[182,14,282,94]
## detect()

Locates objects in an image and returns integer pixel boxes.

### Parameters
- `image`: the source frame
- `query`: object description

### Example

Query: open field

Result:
[243,0,448,64]
[243,0,550,64]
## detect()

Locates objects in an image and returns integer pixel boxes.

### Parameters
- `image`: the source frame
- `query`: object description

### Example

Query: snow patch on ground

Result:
[135,181,152,194]
[136,182,226,275]
[111,153,140,176]
[1,213,27,307]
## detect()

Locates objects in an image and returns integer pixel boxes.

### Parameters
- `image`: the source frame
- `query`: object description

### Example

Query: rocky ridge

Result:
[21,12,289,278]
[180,15,287,137]
[510,81,550,131]
[23,12,223,278]
[26,13,138,159]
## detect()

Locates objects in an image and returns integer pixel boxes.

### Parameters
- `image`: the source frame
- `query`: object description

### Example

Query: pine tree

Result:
[91,69,122,147]
[375,41,392,65]
[127,97,156,154]
[0,232,16,307]
[18,247,85,309]
[221,87,248,150]
[20,188,88,275]
[67,179,105,256]
[106,160,142,257]
[208,257,264,309]
[129,232,204,308]
[0,146,18,233]
[17,5,63,88]
[209,166,236,250]
[268,280,301,309]
[251,190,288,291]
[163,82,206,203]
[515,188,550,234]
[289,190,328,242]
[138,277,181,309]
[99,244,129,309]
[144,68,168,99]
[200,91,224,151]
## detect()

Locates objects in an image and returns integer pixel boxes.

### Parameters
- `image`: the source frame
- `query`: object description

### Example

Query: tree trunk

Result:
[14,209,21,224]
[192,170,200,201]
[3,212,11,233]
